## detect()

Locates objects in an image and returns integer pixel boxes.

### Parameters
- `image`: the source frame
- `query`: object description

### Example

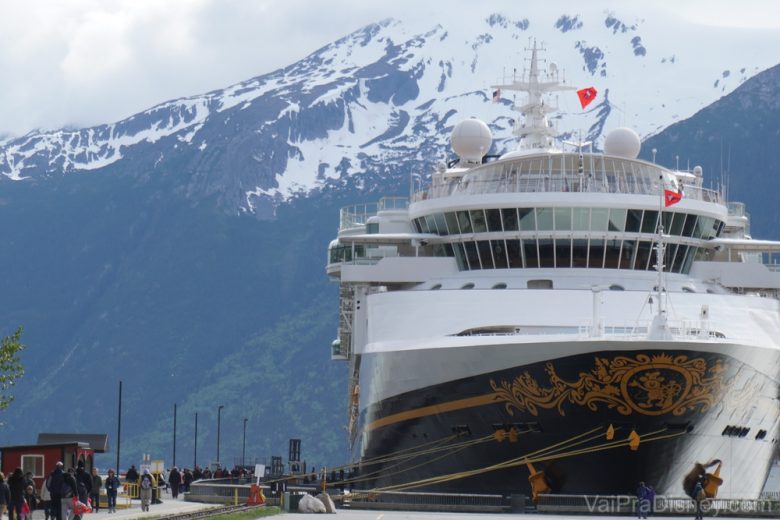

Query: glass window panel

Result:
[672,245,688,273]
[538,239,555,267]
[683,214,697,237]
[604,239,621,269]
[445,212,460,235]
[507,239,523,268]
[635,241,653,270]
[664,243,678,271]
[413,218,423,233]
[588,239,605,268]
[536,208,554,231]
[477,240,494,269]
[716,221,725,237]
[556,239,571,268]
[626,210,642,233]
[590,208,609,231]
[608,208,627,231]
[492,240,508,269]
[464,241,481,269]
[670,213,685,236]
[470,210,488,233]
[683,247,697,273]
[434,213,449,235]
[554,207,572,230]
[518,208,536,231]
[486,209,503,232]
[641,210,658,234]
[453,242,468,270]
[693,216,707,239]
[418,217,430,233]
[501,208,519,231]
[524,239,539,268]
[457,211,472,234]
[661,212,673,234]
[425,215,438,234]
[620,240,637,269]
[572,208,590,231]
[572,239,589,267]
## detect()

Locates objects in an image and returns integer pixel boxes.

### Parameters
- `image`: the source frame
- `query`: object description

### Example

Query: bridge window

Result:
[608,208,627,231]
[683,214,697,237]
[641,210,658,234]
[554,207,572,230]
[518,208,536,231]
[492,240,509,269]
[445,212,461,235]
[536,208,554,231]
[572,239,588,268]
[434,213,449,235]
[626,209,642,232]
[524,239,539,268]
[507,240,523,268]
[591,208,609,231]
[635,241,653,270]
[556,239,571,268]
[501,208,519,231]
[470,210,488,233]
[464,241,480,269]
[486,209,503,232]
[604,239,621,269]
[477,240,494,269]
[457,211,472,234]
[538,239,555,267]
[588,239,605,268]
[620,240,637,269]
[572,208,590,231]
[670,212,686,236]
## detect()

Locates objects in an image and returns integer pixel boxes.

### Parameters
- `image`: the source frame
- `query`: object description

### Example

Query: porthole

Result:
[492,283,507,290]
[609,284,624,291]
[461,283,475,290]
[431,284,442,290]
[682,286,695,293]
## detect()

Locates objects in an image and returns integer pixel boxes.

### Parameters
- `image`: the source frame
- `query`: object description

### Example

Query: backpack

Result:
[141,477,151,490]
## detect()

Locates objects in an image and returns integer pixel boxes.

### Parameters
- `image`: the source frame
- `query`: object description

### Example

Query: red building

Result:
[0,433,108,489]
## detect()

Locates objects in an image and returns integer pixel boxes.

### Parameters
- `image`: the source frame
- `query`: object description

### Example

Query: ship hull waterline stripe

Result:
[365,393,497,432]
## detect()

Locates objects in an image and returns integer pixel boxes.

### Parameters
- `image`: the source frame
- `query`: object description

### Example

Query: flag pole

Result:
[656,174,665,319]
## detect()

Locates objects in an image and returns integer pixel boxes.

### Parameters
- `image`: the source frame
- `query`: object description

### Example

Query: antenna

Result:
[652,148,657,164]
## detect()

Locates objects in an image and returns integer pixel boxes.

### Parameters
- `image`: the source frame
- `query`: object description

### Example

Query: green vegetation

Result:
[0,327,25,411]
[210,506,281,519]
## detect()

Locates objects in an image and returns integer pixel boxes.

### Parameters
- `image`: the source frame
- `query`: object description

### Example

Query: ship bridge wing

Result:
[709,238,780,252]
[338,232,442,245]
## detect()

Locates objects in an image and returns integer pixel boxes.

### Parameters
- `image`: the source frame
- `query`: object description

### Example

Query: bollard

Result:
[234,488,238,506]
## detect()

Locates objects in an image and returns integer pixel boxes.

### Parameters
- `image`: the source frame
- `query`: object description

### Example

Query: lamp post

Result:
[173,403,177,467]
[194,412,198,468]
[242,418,248,467]
[216,405,224,465]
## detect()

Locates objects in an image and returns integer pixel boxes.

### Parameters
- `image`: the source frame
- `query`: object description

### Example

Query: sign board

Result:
[151,460,165,473]
[254,464,265,485]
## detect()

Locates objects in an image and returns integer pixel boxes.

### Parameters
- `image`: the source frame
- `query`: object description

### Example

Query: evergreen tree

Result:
[0,327,25,411]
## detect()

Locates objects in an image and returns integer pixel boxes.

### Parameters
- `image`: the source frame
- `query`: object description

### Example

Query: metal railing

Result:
[339,197,409,231]
[412,154,722,204]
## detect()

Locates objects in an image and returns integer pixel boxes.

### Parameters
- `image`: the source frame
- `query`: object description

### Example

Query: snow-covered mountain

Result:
[1,9,778,216]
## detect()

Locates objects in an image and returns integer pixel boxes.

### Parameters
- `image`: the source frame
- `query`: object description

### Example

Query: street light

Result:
[216,405,225,465]
[242,418,248,467]
[194,412,198,468]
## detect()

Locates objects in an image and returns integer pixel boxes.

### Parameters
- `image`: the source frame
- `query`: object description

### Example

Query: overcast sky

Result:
[0,0,778,137]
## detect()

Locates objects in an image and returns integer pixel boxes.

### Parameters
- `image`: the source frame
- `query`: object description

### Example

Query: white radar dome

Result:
[451,118,492,164]
[604,127,641,159]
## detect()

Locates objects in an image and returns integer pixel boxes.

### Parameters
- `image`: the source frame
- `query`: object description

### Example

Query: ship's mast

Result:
[492,40,576,153]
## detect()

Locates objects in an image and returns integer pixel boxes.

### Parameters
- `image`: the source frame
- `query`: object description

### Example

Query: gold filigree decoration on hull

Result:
[489,354,726,417]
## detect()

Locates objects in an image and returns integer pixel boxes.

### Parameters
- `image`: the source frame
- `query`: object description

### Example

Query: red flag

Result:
[576,87,597,108]
[664,189,682,207]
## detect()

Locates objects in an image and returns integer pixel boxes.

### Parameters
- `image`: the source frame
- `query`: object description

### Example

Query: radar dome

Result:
[604,127,641,159]
[451,119,492,164]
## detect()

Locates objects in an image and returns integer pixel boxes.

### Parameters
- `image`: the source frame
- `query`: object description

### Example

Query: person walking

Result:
[40,473,51,520]
[8,468,26,520]
[168,468,181,499]
[47,462,64,520]
[89,468,101,513]
[139,470,153,512]
[692,477,705,520]
[636,481,649,519]
[61,469,78,520]
[103,470,120,514]
[183,469,193,492]
[0,472,11,519]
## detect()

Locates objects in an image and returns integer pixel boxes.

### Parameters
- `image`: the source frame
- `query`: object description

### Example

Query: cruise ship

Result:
[325,45,780,499]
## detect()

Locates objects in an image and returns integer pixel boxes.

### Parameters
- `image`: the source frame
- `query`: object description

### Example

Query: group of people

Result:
[43,461,122,520]
[0,468,38,520]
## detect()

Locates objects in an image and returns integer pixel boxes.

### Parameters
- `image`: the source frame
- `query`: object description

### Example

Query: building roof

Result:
[0,441,90,451]
[36,434,109,453]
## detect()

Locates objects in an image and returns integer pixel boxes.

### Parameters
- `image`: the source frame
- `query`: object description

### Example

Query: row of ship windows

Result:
[413,207,724,240]
[434,238,701,274]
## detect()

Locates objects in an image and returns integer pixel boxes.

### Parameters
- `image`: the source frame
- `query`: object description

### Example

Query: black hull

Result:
[354,348,778,498]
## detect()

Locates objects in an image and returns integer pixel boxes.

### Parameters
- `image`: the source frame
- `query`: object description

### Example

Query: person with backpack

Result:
[103,469,120,514]
[139,469,153,512]
[47,462,64,520]
[61,469,78,520]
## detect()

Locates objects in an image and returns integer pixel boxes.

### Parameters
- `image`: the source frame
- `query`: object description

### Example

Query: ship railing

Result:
[339,197,409,231]
[577,319,724,340]
[536,494,780,516]
[412,170,721,204]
